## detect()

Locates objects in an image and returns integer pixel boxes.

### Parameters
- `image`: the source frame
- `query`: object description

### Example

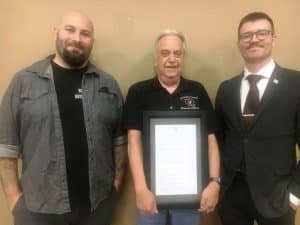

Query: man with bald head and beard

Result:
[0,11,127,225]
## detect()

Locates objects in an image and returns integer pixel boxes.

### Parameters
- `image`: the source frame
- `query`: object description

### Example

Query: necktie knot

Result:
[247,74,263,86]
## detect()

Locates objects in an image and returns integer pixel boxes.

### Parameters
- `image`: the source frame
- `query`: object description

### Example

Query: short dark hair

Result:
[238,12,275,34]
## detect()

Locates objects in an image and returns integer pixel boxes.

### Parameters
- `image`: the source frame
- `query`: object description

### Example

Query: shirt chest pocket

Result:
[93,88,118,124]
[20,83,50,123]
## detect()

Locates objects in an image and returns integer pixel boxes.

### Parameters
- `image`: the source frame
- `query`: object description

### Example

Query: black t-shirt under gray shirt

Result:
[52,61,90,208]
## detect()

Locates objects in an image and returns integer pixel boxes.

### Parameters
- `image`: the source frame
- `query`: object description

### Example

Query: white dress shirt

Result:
[240,59,299,207]
[240,60,275,112]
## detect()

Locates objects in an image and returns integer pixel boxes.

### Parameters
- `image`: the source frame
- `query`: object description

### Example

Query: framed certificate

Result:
[143,110,208,209]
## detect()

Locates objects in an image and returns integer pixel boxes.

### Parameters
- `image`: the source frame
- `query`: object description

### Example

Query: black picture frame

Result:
[143,110,208,209]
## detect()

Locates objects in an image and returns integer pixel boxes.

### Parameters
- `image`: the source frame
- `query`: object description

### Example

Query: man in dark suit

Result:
[216,12,300,225]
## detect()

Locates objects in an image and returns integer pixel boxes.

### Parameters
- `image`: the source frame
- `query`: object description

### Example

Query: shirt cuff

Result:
[0,144,20,158]
[289,193,300,207]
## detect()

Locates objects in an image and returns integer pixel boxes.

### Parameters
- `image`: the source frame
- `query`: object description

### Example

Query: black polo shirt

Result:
[124,77,217,133]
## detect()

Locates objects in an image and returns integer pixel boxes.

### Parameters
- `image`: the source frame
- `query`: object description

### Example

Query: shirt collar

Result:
[27,55,100,79]
[153,76,188,92]
[243,59,275,80]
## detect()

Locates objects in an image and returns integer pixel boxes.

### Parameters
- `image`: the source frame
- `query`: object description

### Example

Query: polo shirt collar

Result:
[153,76,188,93]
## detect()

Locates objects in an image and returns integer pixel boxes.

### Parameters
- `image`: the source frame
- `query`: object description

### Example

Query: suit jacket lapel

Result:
[231,74,246,130]
[252,64,282,124]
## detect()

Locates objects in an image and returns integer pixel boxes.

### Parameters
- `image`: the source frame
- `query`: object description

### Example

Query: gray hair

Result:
[154,29,187,56]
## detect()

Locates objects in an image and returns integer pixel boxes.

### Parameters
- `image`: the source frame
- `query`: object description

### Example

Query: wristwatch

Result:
[209,176,221,184]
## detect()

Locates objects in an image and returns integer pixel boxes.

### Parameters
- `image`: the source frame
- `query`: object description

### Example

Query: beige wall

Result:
[1,1,300,224]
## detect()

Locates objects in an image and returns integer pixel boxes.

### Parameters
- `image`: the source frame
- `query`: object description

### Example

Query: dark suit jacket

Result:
[215,64,300,217]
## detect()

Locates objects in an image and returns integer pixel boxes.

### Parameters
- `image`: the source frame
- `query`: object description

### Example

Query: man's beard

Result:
[62,47,86,68]
[56,36,90,68]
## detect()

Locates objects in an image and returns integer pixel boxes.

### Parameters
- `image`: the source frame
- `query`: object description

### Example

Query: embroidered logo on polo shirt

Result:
[180,96,199,109]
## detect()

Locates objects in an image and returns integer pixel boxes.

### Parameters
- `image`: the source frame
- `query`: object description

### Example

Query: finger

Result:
[200,197,207,209]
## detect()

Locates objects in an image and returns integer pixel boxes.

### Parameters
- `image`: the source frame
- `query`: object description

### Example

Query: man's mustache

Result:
[246,44,263,50]
[66,42,84,50]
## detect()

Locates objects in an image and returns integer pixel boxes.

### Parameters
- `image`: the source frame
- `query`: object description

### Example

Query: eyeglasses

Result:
[239,29,273,42]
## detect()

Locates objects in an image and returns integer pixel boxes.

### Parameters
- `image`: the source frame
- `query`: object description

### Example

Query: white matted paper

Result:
[154,124,197,196]
[143,111,208,208]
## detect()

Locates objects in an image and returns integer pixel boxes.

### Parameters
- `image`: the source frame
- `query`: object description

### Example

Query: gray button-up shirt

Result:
[0,57,126,214]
